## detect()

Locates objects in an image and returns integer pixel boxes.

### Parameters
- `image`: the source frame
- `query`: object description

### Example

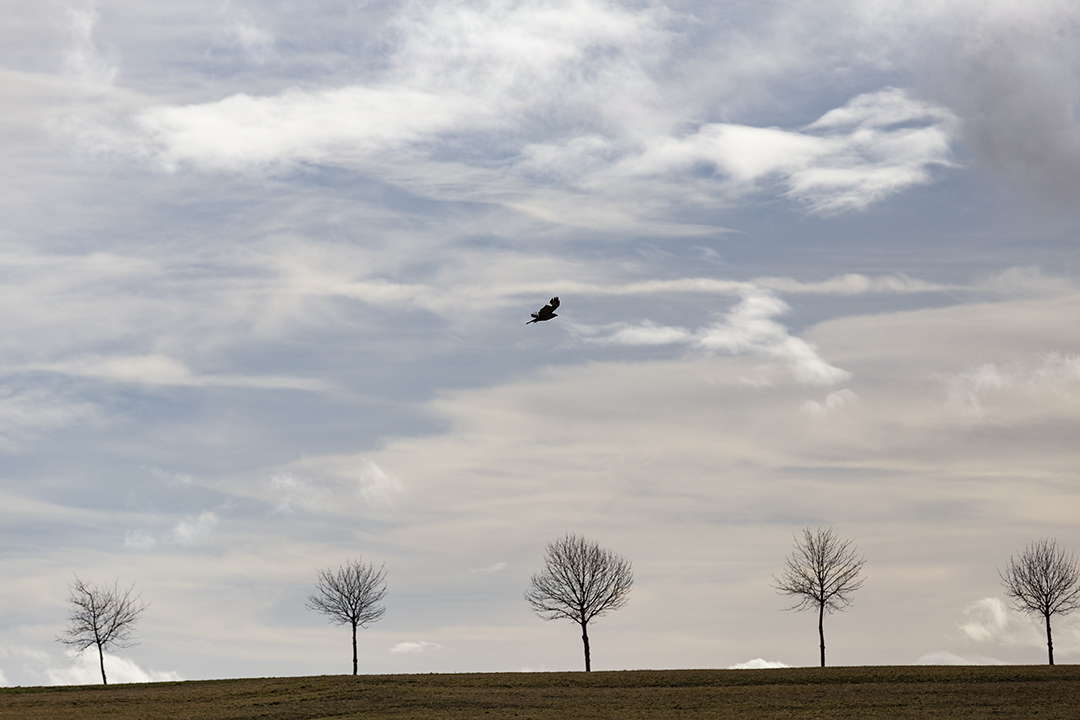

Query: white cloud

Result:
[472,562,509,574]
[65,1,958,225]
[266,473,334,515]
[942,354,1080,413]
[232,23,275,63]
[63,2,117,87]
[590,320,694,347]
[0,386,99,451]
[358,459,405,508]
[582,291,851,386]
[976,267,1078,298]
[123,529,157,551]
[958,598,1008,643]
[698,293,852,385]
[545,273,946,300]
[170,511,219,546]
[753,273,947,296]
[131,85,953,218]
[262,459,403,515]
[124,511,219,550]
[914,650,1005,665]
[137,85,485,173]
[959,597,1044,647]
[727,658,790,669]
[47,650,181,685]
[28,354,330,391]
[130,0,670,177]
[944,364,1009,412]
[389,640,443,654]
[0,646,180,687]
[605,88,956,214]
[801,389,859,417]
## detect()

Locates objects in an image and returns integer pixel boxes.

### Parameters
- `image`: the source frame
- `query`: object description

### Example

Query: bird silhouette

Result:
[527,296,560,324]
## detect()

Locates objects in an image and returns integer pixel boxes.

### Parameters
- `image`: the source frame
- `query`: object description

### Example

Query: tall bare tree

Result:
[524,533,633,672]
[1000,538,1080,665]
[57,576,148,685]
[773,527,865,667]
[307,558,387,675]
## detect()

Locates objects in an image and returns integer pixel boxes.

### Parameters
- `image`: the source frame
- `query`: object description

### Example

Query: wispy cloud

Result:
[0,386,99,451]
[579,291,851,385]
[914,650,1005,665]
[801,389,859,417]
[390,640,442,654]
[231,22,276,64]
[48,651,182,685]
[942,354,1080,413]
[124,511,220,550]
[72,1,958,226]
[959,597,1046,648]
[131,86,953,220]
[597,88,956,214]
[944,364,1010,413]
[262,459,403,515]
[170,511,220,545]
[0,646,180,686]
[471,562,509,574]
[25,354,330,391]
[62,1,118,86]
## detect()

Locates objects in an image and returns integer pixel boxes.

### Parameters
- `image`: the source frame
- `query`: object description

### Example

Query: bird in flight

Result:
[527,296,560,324]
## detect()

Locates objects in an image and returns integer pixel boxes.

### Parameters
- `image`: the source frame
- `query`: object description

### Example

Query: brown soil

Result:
[1,665,1077,719]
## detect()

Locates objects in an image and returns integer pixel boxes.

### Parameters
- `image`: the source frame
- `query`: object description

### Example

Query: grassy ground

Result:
[1,665,1077,719]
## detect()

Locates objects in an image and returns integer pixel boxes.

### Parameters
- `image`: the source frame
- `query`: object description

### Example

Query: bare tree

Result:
[773,527,865,667]
[307,558,387,675]
[524,533,633,672]
[57,575,148,685]
[999,538,1080,665]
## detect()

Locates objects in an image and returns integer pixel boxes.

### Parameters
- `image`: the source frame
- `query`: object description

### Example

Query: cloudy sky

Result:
[2,0,1080,684]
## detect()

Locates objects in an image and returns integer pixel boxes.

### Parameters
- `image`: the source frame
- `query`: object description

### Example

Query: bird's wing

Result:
[549,296,560,311]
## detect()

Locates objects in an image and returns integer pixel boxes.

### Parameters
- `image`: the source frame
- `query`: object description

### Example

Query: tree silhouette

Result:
[57,576,148,684]
[525,534,633,671]
[1000,538,1080,665]
[307,558,387,675]
[774,527,865,667]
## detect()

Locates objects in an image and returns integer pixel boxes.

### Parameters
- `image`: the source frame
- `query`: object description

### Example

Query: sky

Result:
[2,0,1080,685]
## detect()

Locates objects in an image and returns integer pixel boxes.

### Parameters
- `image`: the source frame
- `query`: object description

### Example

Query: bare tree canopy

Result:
[1000,538,1080,665]
[307,558,387,675]
[524,533,633,671]
[774,527,865,667]
[57,576,148,685]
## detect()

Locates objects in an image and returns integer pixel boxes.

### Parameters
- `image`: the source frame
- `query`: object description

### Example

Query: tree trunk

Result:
[581,622,591,672]
[97,643,108,685]
[1045,613,1054,666]
[351,621,359,675]
[818,603,826,668]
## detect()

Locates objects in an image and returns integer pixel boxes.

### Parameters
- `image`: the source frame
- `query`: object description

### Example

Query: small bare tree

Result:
[774,527,865,667]
[57,575,148,685]
[524,533,633,672]
[1000,538,1080,666]
[307,558,387,675]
